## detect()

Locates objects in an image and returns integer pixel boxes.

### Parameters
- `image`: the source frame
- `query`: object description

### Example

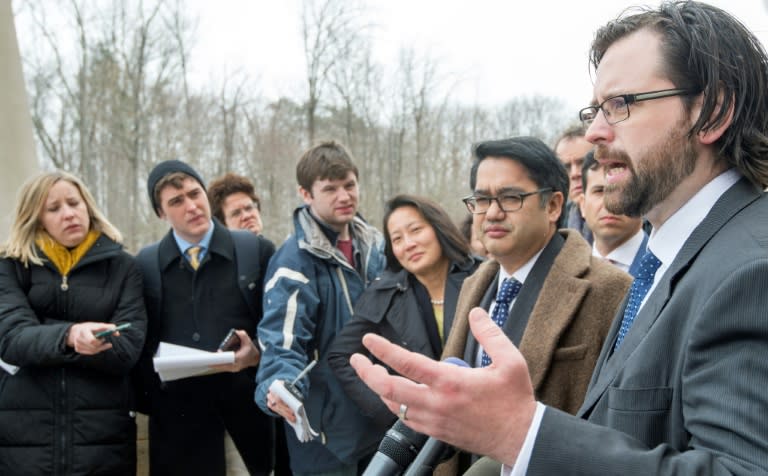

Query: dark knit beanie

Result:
[147,159,206,216]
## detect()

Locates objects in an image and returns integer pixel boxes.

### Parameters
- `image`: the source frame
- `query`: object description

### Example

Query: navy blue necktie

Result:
[614,250,662,350]
[481,277,523,366]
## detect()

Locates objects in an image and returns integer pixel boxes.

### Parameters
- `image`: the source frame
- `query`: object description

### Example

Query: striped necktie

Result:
[187,246,201,270]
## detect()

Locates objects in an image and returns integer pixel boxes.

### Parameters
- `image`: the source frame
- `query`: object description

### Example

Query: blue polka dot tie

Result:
[481,277,522,366]
[614,250,662,350]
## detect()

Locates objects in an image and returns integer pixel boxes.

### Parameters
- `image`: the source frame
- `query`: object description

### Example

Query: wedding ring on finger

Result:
[398,403,409,421]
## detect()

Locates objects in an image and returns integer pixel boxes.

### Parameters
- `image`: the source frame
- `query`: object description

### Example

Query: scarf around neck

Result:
[35,229,101,276]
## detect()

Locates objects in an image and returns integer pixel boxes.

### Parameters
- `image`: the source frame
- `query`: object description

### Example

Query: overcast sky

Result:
[184,0,768,112]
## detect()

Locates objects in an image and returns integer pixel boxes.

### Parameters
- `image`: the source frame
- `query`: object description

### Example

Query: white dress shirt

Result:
[474,248,544,367]
[592,228,646,274]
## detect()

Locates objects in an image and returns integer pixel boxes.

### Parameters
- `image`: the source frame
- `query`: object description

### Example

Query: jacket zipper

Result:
[59,368,67,475]
[59,273,70,476]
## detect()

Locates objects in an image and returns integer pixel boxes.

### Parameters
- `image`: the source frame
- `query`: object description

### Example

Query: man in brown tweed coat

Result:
[438,137,630,474]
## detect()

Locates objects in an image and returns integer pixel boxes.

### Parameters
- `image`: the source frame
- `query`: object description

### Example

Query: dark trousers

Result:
[148,372,272,476]
[273,415,292,476]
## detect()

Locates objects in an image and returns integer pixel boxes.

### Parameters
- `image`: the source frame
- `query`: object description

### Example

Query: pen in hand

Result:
[291,359,317,386]
[285,359,317,400]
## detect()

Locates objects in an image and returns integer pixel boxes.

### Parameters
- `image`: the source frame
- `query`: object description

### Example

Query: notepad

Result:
[269,379,319,442]
[152,342,235,382]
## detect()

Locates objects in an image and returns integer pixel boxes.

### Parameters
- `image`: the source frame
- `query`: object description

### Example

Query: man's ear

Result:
[548,191,565,223]
[299,186,313,205]
[694,89,735,145]
[578,194,587,217]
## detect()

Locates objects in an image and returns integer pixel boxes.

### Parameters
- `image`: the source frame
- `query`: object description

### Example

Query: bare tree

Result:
[492,95,572,145]
[18,0,575,248]
[19,0,197,250]
[300,0,367,144]
[388,47,453,196]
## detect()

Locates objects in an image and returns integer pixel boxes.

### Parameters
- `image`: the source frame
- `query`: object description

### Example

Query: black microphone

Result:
[402,357,469,476]
[362,357,469,476]
[402,436,456,476]
[362,418,428,476]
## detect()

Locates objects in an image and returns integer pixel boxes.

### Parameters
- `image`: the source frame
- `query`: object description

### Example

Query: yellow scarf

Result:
[36,229,101,276]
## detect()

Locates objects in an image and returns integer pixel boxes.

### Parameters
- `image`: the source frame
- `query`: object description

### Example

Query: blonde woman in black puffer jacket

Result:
[0,171,147,476]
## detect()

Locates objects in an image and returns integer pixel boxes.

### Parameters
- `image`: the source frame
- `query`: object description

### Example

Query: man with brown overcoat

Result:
[438,137,630,473]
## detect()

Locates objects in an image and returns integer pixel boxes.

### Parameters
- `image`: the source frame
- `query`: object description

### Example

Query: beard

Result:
[599,120,697,217]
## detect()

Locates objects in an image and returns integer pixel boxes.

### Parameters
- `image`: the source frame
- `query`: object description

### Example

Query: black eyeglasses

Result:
[462,188,552,214]
[579,88,698,126]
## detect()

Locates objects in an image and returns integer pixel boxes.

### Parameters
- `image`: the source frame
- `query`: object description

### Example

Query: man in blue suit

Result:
[350,2,768,475]
[579,151,647,277]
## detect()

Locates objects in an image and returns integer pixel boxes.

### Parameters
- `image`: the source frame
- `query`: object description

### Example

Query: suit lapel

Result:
[503,233,564,347]
[441,260,498,363]
[443,266,466,343]
[464,274,499,362]
[579,178,761,417]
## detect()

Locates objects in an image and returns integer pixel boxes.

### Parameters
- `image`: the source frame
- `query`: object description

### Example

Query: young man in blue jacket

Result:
[256,141,385,476]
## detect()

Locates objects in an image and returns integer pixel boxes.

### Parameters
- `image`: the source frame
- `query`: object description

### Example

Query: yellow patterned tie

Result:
[187,246,201,270]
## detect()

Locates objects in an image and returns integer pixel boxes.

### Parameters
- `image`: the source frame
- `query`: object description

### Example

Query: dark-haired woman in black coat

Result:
[329,194,480,426]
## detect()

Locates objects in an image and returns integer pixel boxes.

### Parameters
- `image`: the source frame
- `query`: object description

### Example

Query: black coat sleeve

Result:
[0,258,60,367]
[328,312,397,427]
[63,256,148,375]
[0,255,147,376]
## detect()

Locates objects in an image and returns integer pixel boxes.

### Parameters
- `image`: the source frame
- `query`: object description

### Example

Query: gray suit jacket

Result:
[527,178,768,475]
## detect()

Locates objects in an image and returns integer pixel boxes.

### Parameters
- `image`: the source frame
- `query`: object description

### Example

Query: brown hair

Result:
[590,1,768,188]
[553,123,588,150]
[208,173,261,223]
[296,140,358,192]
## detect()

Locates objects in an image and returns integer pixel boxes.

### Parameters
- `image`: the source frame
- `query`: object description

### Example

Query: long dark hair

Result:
[383,194,471,272]
[590,1,768,188]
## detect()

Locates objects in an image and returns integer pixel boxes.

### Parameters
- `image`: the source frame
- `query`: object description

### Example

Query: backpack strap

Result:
[230,230,265,317]
[135,241,161,296]
[135,241,162,354]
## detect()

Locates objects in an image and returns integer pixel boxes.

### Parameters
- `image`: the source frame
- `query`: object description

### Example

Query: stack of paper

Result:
[152,342,235,382]
[269,379,319,442]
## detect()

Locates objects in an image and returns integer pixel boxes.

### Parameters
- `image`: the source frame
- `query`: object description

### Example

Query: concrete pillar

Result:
[0,0,39,241]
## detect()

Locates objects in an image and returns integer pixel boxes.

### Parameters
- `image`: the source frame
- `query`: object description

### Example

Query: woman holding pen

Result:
[0,171,147,475]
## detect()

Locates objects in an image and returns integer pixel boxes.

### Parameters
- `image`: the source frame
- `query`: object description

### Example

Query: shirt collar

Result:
[173,219,215,257]
[649,168,741,275]
[593,228,646,270]
[497,247,544,293]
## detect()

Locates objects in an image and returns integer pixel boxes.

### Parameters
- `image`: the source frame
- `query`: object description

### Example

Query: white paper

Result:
[269,379,319,442]
[0,358,19,375]
[152,342,235,382]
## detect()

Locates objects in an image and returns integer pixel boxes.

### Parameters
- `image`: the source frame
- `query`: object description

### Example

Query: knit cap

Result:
[147,159,206,216]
